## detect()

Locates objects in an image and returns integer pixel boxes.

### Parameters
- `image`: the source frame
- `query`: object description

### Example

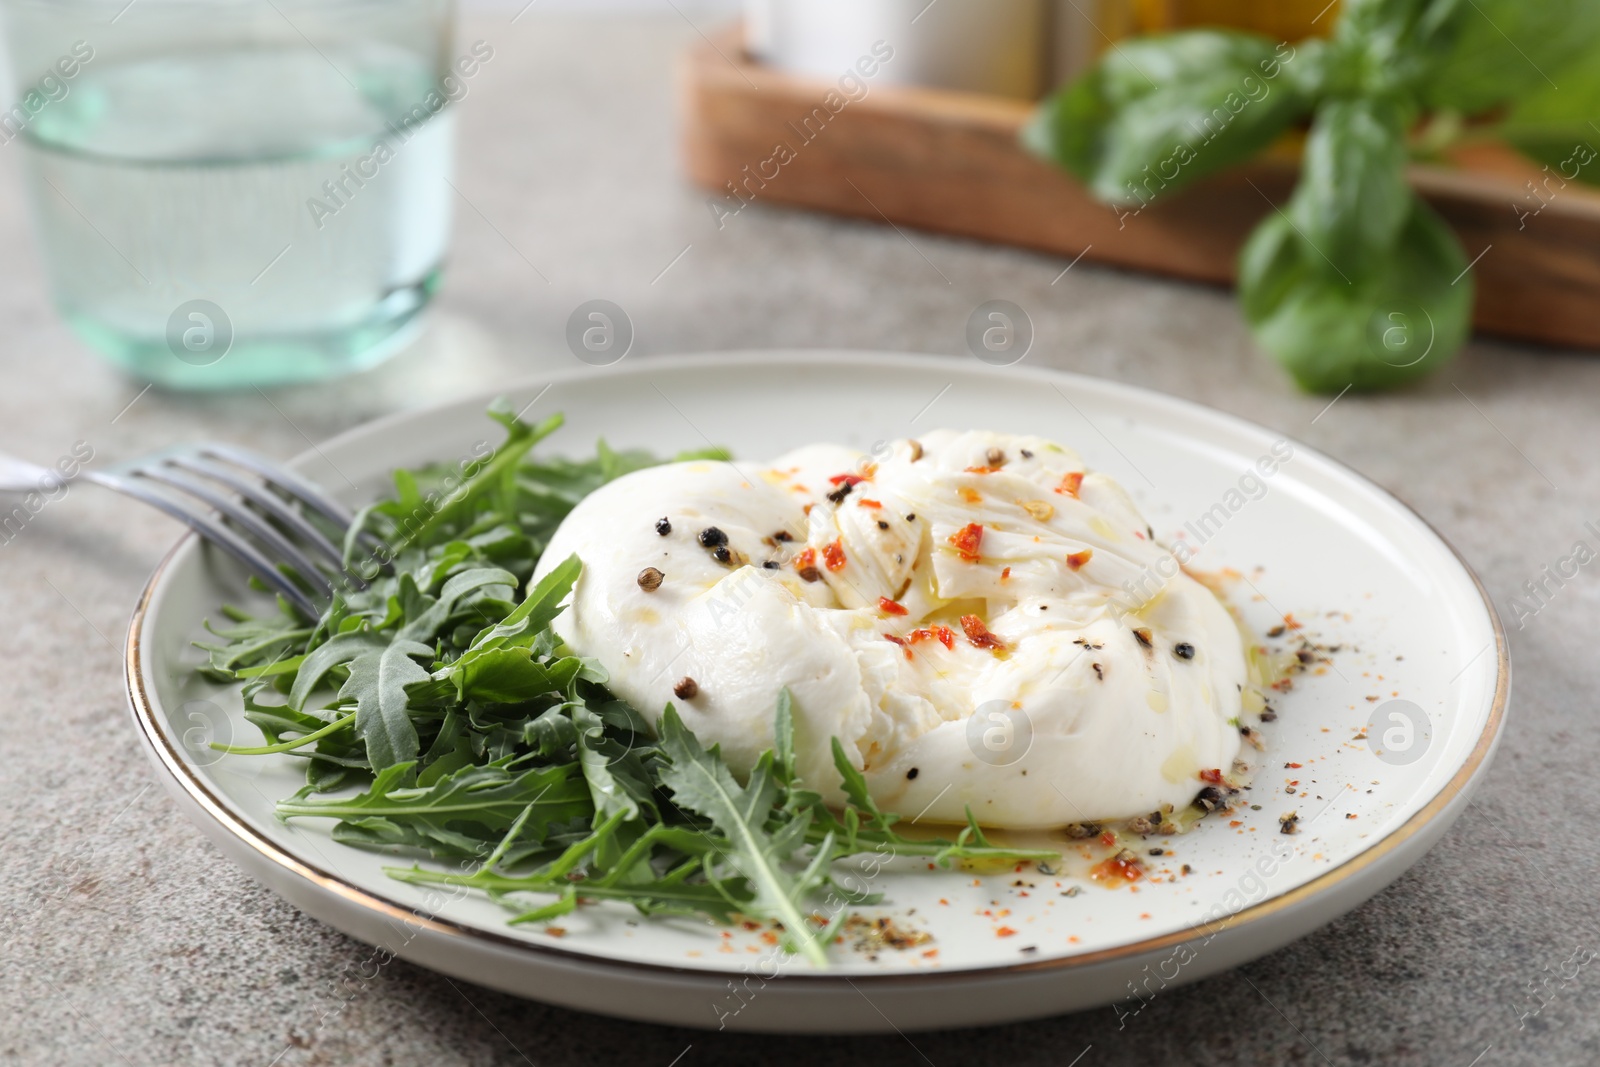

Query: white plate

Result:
[125,352,1508,1033]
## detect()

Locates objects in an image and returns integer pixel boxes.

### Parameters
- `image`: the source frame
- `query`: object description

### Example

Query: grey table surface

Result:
[3,10,1598,1067]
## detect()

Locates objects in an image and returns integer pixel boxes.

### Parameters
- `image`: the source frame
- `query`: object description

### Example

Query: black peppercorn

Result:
[698,526,727,548]
[655,517,671,536]
[1174,642,1195,660]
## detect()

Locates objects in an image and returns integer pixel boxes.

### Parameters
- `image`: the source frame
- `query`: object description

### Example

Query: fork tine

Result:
[132,465,335,599]
[85,470,322,620]
[197,443,358,529]
[163,454,347,571]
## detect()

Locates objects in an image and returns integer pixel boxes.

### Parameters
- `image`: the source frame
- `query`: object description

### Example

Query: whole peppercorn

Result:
[698,527,727,548]
[637,567,664,592]
[1173,642,1196,660]
[673,677,699,700]
[655,517,671,536]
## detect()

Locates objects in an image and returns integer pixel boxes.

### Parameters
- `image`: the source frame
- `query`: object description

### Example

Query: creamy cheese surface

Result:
[532,431,1250,829]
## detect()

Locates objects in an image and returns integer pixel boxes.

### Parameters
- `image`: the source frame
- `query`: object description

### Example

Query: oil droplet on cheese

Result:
[1161,744,1196,784]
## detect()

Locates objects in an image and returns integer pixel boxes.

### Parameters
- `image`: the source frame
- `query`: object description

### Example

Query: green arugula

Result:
[201,406,1057,969]
[1027,0,1600,392]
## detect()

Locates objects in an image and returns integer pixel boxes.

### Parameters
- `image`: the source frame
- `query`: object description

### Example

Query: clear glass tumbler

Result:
[0,0,457,389]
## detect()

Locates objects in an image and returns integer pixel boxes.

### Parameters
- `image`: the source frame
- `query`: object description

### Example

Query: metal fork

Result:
[0,444,362,619]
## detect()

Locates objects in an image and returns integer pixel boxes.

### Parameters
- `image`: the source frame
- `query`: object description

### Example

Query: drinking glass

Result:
[0,0,457,389]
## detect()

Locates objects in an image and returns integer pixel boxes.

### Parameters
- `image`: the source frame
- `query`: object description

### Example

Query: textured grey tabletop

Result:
[3,10,1597,1067]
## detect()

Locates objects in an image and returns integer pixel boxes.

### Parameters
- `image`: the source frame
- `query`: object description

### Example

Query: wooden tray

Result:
[680,27,1600,351]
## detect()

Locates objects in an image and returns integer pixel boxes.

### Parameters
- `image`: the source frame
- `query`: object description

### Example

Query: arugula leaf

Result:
[203,408,1063,963]
[434,555,582,703]
[340,639,433,770]
[288,630,387,712]
[458,554,580,655]
[656,705,830,966]
[394,566,517,642]
[278,760,591,856]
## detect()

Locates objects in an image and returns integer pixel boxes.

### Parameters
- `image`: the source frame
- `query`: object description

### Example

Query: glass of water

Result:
[0,0,458,389]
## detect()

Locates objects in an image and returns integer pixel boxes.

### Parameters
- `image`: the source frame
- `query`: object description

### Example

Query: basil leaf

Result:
[1289,98,1412,278]
[1026,30,1312,205]
[1421,0,1600,114]
[1497,52,1600,186]
[1239,200,1473,392]
[1329,0,1464,97]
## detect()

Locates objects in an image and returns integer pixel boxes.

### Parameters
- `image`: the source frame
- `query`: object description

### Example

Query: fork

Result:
[0,444,363,619]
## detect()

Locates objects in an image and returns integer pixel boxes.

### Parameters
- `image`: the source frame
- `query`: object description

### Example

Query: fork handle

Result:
[0,453,65,494]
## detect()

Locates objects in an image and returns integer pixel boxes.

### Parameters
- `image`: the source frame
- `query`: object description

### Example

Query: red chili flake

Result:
[545,926,567,938]
[1000,566,1012,581]
[908,625,955,650]
[995,926,1018,938]
[958,486,983,505]
[878,597,908,616]
[1090,854,1144,885]
[828,473,864,487]
[858,498,882,509]
[1283,613,1303,630]
[1099,831,1117,847]
[1199,768,1224,784]
[1285,762,1303,769]
[948,522,984,562]
[822,539,847,571]
[882,633,913,660]
[1066,549,1093,570]
[960,614,1005,651]
[1055,471,1084,497]
[963,465,1001,475]
[794,547,816,570]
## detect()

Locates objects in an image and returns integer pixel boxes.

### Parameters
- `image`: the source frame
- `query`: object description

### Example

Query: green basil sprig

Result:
[1027,0,1600,392]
